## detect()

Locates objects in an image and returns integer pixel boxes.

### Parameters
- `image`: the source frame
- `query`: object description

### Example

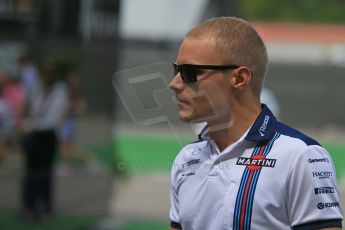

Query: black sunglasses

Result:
[172,62,239,84]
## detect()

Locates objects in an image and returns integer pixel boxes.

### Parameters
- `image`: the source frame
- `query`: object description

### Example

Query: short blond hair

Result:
[187,17,268,96]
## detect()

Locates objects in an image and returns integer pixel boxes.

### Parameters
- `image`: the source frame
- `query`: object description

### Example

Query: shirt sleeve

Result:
[287,145,343,228]
[169,162,182,229]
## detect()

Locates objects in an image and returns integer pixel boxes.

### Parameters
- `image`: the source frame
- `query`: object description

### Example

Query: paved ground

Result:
[109,174,170,220]
[0,157,112,217]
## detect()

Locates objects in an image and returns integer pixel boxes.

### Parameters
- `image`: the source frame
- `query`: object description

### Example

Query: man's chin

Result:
[178,112,194,123]
[179,113,205,123]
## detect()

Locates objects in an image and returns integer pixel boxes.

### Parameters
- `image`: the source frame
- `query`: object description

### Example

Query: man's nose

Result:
[169,72,184,91]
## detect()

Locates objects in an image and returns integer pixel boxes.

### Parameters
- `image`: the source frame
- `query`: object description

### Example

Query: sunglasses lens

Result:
[181,66,197,83]
[172,63,197,83]
[172,63,179,76]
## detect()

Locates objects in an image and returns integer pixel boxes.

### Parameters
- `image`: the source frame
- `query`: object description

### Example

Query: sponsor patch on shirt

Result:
[308,158,329,163]
[236,156,276,171]
[182,172,195,177]
[258,115,270,136]
[314,187,335,195]
[317,202,340,210]
[181,158,201,168]
[312,171,332,179]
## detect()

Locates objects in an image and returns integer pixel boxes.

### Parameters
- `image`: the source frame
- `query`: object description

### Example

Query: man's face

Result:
[169,36,234,124]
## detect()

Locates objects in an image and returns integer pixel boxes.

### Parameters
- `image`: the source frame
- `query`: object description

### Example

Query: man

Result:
[169,17,343,230]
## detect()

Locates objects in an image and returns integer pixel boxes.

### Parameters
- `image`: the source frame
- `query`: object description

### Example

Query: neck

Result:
[208,102,261,152]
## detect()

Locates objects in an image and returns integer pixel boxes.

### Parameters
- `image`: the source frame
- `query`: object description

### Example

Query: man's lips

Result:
[176,97,190,105]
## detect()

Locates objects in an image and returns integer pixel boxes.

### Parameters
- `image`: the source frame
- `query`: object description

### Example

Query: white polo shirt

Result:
[169,105,343,230]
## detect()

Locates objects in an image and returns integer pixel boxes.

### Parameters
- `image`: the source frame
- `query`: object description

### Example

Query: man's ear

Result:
[232,67,252,91]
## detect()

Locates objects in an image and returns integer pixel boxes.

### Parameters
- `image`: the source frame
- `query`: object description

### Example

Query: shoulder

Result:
[276,122,320,147]
[274,122,332,168]
[172,140,208,166]
[170,140,208,181]
[274,123,335,177]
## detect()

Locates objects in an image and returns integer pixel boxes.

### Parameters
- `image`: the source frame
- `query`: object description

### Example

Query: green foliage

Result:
[0,210,99,230]
[118,220,168,230]
[115,134,191,174]
[0,210,168,230]
[324,143,345,179]
[240,0,345,23]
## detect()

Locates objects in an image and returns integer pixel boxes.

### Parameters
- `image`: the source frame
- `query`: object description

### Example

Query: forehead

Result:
[177,36,225,65]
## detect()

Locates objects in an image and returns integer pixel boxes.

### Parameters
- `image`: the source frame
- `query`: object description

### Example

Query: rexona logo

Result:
[314,187,335,195]
[312,171,332,179]
[236,156,276,171]
[308,158,329,163]
[258,115,270,136]
[317,202,339,210]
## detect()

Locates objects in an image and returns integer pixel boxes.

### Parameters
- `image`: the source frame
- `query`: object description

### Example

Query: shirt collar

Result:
[244,104,277,142]
[198,123,209,140]
[197,104,277,142]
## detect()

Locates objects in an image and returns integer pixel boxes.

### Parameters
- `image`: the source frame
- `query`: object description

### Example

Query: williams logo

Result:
[314,187,335,195]
[181,158,201,168]
[317,202,339,210]
[237,156,276,171]
[312,171,332,179]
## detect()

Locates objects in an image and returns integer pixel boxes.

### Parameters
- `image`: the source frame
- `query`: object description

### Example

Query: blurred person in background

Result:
[57,70,89,170]
[2,74,26,132]
[169,17,342,230]
[0,71,16,165]
[20,57,68,221]
[17,54,39,111]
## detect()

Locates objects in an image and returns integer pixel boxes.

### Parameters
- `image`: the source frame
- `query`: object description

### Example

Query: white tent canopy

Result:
[119,0,208,41]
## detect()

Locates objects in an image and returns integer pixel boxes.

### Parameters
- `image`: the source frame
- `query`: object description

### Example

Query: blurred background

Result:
[0,0,344,229]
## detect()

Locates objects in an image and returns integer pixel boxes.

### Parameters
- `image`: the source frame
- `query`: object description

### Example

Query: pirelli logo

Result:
[314,187,335,195]
[236,156,277,170]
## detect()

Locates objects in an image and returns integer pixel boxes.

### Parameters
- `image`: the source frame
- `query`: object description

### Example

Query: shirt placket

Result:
[207,138,248,230]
